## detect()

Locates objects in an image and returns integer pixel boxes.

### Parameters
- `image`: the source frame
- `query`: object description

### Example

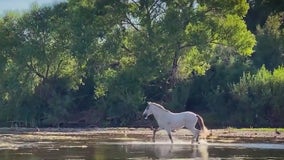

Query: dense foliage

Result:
[0,0,283,128]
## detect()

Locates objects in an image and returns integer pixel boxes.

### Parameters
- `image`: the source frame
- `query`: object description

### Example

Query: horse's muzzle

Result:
[142,113,148,119]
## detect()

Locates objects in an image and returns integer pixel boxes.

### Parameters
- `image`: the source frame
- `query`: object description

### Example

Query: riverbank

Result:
[1,127,283,159]
[0,127,283,143]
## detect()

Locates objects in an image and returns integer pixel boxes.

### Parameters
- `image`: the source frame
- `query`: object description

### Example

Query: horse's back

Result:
[171,111,197,123]
[176,111,196,118]
[155,110,198,130]
[178,111,198,127]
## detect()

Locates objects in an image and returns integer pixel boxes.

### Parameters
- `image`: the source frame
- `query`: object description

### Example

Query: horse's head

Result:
[142,102,153,119]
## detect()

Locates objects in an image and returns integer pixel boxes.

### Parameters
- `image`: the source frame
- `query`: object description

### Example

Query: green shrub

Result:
[229,65,284,127]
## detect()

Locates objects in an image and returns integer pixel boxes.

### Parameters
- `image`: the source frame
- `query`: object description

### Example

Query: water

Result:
[0,138,284,160]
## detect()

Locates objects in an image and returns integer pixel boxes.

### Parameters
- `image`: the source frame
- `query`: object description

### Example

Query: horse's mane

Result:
[148,102,170,112]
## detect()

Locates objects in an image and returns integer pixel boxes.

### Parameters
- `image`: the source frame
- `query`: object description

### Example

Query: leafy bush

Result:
[229,66,284,127]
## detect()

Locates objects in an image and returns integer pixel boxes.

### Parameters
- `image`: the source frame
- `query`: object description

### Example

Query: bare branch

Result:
[179,43,195,50]
[121,44,133,54]
[130,0,140,8]
[149,0,160,12]
[26,61,45,79]
[54,59,64,76]
[124,15,140,31]
[45,64,50,78]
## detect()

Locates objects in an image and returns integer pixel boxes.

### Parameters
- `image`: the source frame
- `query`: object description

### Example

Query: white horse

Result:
[142,102,209,144]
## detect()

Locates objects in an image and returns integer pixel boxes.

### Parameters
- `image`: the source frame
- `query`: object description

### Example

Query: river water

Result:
[0,137,284,160]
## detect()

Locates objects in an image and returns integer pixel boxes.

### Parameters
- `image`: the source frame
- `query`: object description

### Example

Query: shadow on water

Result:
[0,137,284,159]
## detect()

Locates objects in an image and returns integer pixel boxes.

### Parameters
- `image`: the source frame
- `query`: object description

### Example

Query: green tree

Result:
[122,0,255,104]
[253,13,284,70]
[0,3,83,126]
[0,13,35,124]
[0,0,258,127]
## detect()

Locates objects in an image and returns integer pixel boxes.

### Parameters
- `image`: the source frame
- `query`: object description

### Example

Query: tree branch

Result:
[54,59,64,76]
[121,44,133,55]
[26,61,45,79]
[179,43,195,50]
[130,0,140,8]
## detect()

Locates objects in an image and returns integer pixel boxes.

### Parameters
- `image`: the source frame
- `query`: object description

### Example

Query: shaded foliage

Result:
[245,0,284,32]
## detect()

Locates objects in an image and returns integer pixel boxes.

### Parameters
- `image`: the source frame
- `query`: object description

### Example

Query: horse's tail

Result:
[196,114,209,138]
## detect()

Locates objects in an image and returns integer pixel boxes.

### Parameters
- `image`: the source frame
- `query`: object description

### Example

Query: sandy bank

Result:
[0,127,283,143]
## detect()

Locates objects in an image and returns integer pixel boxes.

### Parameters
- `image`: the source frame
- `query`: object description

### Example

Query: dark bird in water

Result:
[275,128,281,135]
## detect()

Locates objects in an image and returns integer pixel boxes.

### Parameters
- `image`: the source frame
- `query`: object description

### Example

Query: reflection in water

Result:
[197,144,209,160]
[0,140,284,160]
[123,142,209,159]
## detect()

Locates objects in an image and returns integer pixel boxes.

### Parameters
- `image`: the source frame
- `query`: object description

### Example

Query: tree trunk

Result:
[163,43,180,102]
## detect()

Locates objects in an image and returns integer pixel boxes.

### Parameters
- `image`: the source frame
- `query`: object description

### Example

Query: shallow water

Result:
[0,138,284,160]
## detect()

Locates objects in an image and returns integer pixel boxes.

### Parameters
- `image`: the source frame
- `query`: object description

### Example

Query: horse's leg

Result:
[185,119,200,144]
[191,133,195,144]
[194,129,200,143]
[196,132,200,143]
[152,127,161,142]
[188,128,200,144]
[153,128,157,142]
[167,130,173,143]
